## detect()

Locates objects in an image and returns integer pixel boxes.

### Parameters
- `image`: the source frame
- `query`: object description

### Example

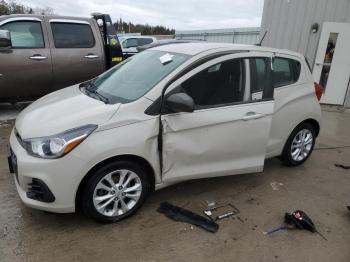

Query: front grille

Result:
[27,178,55,203]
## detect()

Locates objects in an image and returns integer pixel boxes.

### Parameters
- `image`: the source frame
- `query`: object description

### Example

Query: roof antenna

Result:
[256,30,267,46]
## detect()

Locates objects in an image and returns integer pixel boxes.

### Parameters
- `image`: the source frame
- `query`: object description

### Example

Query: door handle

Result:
[84,54,99,59]
[242,112,264,121]
[29,54,47,60]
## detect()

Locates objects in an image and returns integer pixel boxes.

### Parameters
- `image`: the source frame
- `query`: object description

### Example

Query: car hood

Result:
[15,85,120,139]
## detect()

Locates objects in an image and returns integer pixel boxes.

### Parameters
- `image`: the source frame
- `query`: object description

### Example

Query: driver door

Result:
[161,53,274,184]
[0,17,53,101]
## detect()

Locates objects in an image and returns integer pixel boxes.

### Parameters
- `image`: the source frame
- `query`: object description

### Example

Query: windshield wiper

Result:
[83,82,110,104]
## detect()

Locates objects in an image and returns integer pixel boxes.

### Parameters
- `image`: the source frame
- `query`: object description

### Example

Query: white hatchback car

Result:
[8,43,322,223]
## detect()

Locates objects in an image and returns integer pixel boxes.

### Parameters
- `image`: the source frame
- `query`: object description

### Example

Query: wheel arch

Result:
[281,118,320,155]
[279,118,320,165]
[75,154,156,210]
[297,118,320,137]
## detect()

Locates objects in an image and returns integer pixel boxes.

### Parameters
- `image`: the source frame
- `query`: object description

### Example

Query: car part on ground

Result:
[203,203,240,221]
[334,163,350,169]
[158,202,219,233]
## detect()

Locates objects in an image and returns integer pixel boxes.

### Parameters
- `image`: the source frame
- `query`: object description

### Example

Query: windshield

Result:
[92,50,190,104]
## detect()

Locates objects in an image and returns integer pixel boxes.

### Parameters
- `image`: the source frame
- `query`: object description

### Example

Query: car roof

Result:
[0,14,93,21]
[139,40,194,49]
[151,42,304,58]
[118,35,156,39]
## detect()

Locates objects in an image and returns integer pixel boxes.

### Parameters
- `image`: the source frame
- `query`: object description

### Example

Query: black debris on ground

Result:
[157,202,219,233]
[334,164,350,170]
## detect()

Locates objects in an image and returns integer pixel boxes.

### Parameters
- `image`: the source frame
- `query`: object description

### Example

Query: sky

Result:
[20,0,264,31]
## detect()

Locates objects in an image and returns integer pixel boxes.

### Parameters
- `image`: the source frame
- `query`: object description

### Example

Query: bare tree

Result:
[0,0,55,16]
[32,6,55,15]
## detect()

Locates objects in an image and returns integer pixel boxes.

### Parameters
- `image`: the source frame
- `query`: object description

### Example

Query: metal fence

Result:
[175,27,261,45]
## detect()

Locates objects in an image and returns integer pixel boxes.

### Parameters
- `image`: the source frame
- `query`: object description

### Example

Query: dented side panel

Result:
[70,97,162,184]
[161,101,274,184]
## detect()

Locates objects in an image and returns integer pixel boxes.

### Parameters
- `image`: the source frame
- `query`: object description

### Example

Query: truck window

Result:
[0,21,44,48]
[50,22,95,48]
[122,38,138,48]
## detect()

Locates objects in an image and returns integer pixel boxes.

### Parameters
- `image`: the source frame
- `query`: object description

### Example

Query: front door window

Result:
[180,59,245,108]
[0,21,44,48]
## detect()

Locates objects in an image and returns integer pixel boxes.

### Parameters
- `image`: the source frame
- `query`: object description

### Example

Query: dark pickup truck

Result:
[0,13,123,102]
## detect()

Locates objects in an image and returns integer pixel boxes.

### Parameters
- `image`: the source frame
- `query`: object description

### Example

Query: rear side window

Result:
[272,57,301,88]
[122,38,137,48]
[51,23,95,48]
[137,38,153,46]
[0,21,44,48]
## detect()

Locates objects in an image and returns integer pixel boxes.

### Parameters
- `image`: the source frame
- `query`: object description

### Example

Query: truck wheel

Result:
[280,123,316,166]
[81,161,151,223]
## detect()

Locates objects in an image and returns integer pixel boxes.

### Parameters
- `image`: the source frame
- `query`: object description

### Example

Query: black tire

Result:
[81,160,151,223]
[280,123,316,166]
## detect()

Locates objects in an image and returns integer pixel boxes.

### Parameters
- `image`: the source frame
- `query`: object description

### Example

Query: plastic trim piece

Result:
[157,202,219,233]
[0,17,42,26]
[26,178,55,203]
[49,19,90,25]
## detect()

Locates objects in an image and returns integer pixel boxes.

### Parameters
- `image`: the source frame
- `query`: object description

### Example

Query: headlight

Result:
[23,124,97,159]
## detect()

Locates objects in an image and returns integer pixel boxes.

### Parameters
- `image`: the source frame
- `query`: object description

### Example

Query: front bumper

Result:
[9,129,88,213]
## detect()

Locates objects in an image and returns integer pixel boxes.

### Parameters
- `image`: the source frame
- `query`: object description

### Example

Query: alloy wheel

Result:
[290,129,313,162]
[93,169,142,217]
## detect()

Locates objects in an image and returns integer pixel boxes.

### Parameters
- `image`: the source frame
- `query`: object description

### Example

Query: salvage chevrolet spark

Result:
[8,43,322,223]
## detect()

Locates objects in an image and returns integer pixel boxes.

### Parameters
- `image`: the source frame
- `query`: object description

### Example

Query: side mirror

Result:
[165,93,195,113]
[0,30,11,49]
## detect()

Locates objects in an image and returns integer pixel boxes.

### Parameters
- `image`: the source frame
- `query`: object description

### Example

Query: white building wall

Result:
[260,0,350,67]
[175,27,260,45]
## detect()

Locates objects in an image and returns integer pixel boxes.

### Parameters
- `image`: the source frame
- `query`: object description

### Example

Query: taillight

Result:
[314,82,323,101]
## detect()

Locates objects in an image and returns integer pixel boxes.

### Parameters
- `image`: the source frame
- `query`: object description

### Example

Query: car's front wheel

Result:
[280,123,316,166]
[81,161,151,223]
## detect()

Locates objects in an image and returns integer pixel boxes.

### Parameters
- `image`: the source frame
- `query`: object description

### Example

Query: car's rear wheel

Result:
[81,161,151,223]
[280,123,316,166]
